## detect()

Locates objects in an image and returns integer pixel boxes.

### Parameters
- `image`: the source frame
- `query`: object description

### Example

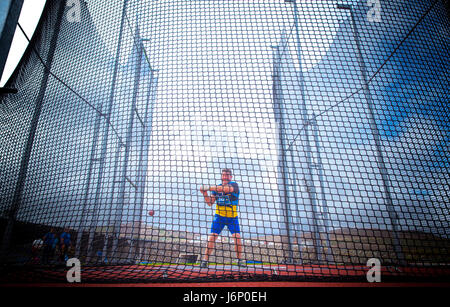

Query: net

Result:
[0,0,449,284]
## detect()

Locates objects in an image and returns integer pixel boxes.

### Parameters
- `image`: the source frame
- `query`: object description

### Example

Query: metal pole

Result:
[133,65,152,264]
[311,116,334,263]
[135,68,158,263]
[337,4,405,264]
[285,0,323,263]
[134,72,152,264]
[288,147,304,263]
[271,45,294,264]
[111,24,144,263]
[101,142,124,263]
[75,108,101,261]
[1,0,65,258]
[75,0,129,260]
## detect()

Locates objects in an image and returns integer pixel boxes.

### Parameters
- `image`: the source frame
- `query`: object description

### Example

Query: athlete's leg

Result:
[232,233,243,260]
[228,217,242,260]
[204,215,226,262]
[203,233,219,261]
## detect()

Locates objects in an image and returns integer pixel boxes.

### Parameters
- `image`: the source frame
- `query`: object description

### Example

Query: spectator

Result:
[59,227,72,262]
[31,238,43,264]
[42,228,57,265]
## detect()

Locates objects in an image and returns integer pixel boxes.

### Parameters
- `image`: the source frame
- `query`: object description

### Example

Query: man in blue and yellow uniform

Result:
[200,169,244,267]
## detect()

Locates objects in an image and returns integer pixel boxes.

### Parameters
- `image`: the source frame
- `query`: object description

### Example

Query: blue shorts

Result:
[210,214,240,235]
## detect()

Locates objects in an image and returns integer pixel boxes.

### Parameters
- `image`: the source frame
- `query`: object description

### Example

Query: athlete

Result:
[199,169,244,268]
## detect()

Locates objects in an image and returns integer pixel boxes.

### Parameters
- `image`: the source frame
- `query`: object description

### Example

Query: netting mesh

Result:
[0,0,449,283]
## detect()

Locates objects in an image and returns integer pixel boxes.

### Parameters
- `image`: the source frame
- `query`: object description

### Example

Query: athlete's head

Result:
[221,168,232,183]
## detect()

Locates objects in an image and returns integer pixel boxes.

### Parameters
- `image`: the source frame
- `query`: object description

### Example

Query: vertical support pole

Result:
[287,0,323,263]
[110,24,143,263]
[311,116,334,263]
[288,147,304,264]
[75,0,129,260]
[271,45,294,264]
[77,71,105,262]
[0,0,65,258]
[101,142,124,263]
[346,9,405,265]
[134,68,157,263]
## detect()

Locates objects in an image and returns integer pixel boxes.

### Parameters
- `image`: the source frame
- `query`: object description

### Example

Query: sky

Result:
[0,0,46,86]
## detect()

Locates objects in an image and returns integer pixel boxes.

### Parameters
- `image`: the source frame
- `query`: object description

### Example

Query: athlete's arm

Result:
[200,186,216,207]
[206,185,235,194]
